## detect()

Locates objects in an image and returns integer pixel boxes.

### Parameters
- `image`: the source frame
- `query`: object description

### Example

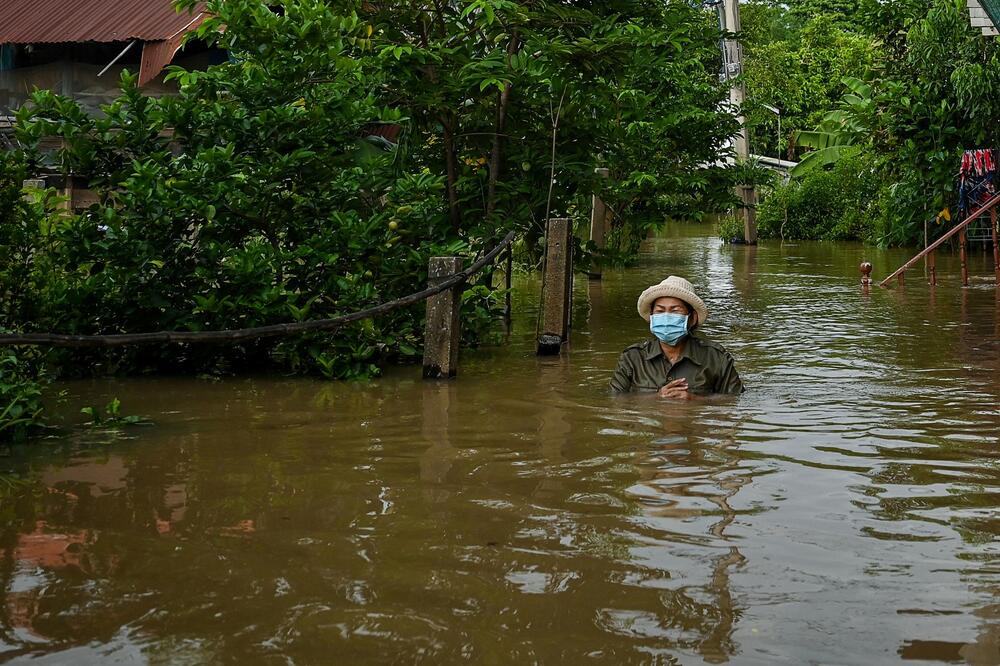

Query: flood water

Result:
[3,225,1000,664]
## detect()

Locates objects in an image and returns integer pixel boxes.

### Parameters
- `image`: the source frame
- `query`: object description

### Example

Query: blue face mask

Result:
[650,312,689,345]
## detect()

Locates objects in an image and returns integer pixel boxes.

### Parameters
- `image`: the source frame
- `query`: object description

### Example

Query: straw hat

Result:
[636,276,709,324]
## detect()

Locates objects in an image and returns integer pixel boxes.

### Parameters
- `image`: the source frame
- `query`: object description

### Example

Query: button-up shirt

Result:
[610,336,744,395]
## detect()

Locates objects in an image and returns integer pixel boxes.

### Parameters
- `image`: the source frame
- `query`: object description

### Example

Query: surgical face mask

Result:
[650,312,689,345]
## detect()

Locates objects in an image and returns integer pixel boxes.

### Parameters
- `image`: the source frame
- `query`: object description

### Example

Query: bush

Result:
[756,152,880,241]
[0,350,46,442]
[717,214,744,243]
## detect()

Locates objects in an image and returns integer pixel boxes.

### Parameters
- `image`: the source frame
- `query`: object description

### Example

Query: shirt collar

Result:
[644,336,707,365]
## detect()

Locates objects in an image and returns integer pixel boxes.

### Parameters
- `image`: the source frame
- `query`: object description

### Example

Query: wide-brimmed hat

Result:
[636,276,709,324]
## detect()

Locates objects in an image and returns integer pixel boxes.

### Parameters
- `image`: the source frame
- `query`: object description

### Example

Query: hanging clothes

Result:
[958,148,996,219]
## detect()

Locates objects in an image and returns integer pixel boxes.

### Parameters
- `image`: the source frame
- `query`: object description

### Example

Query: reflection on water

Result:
[3,226,1000,664]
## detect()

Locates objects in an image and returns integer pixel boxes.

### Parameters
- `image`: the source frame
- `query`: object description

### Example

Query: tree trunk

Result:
[485,33,520,225]
[484,83,512,225]
[441,114,462,234]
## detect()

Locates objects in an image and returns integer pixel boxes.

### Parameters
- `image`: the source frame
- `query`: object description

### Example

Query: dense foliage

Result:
[10,7,461,381]
[861,0,1000,245]
[0,153,48,442]
[364,0,736,262]
[755,153,879,240]
[0,350,46,442]
[0,0,737,439]
[741,0,1000,246]
[743,10,877,159]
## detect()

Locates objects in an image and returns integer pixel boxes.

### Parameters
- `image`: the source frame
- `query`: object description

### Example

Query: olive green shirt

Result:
[610,336,744,395]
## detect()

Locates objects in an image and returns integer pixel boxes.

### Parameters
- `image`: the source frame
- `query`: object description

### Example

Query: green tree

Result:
[368,0,737,260]
[792,76,872,175]
[11,2,463,379]
[743,14,878,159]
[862,0,1000,244]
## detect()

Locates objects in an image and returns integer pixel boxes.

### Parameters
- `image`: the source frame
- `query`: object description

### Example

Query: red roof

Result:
[0,0,205,44]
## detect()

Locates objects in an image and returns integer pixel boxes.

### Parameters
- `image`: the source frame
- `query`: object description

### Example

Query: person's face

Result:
[651,296,691,317]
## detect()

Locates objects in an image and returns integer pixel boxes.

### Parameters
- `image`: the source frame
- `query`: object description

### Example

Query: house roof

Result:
[0,0,205,45]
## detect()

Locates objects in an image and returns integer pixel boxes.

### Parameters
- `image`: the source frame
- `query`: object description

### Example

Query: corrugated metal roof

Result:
[0,0,205,44]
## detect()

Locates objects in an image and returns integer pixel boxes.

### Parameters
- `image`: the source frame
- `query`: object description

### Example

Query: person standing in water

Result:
[610,276,744,398]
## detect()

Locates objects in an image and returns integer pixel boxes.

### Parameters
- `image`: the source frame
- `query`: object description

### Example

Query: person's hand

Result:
[658,378,691,400]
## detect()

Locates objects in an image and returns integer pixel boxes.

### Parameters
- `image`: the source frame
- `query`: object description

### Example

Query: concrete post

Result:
[537,218,573,355]
[720,0,757,244]
[739,185,758,245]
[588,167,610,279]
[422,257,463,379]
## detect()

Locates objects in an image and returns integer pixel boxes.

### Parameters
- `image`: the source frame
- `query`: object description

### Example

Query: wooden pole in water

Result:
[537,218,573,355]
[588,167,610,279]
[928,249,937,286]
[960,228,969,287]
[504,245,513,329]
[423,257,463,379]
[992,208,1000,285]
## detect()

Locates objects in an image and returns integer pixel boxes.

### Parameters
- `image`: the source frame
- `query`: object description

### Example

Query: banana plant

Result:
[791,76,872,176]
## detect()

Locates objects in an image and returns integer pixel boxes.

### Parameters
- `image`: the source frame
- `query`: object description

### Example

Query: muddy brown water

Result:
[3,225,1000,665]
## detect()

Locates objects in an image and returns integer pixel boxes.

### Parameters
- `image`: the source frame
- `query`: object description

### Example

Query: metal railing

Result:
[879,194,1000,288]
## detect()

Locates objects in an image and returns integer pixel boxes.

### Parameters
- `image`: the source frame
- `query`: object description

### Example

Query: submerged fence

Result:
[0,231,516,379]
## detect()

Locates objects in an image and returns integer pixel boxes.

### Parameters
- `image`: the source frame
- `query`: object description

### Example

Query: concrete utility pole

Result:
[719,0,757,244]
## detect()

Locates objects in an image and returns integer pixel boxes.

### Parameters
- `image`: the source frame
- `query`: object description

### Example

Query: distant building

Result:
[0,0,215,117]
[969,0,1000,36]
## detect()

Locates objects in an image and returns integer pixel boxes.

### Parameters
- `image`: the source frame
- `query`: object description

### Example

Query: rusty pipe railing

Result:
[879,193,1000,288]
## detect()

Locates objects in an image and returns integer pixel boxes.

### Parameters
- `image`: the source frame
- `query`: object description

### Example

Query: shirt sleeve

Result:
[715,353,745,394]
[610,352,634,393]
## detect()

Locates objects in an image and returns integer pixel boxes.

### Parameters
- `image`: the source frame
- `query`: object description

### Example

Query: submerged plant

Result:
[0,350,46,442]
[80,398,147,428]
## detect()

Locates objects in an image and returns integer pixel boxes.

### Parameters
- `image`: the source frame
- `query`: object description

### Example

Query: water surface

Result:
[3,226,1000,664]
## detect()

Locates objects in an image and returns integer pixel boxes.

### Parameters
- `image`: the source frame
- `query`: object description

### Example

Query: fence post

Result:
[588,168,610,279]
[992,209,999,285]
[740,185,758,245]
[422,257,463,379]
[537,218,573,355]
[960,228,969,287]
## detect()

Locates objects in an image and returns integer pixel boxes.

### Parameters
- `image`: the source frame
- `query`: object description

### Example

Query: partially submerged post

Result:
[423,257,463,378]
[860,262,873,293]
[504,245,513,329]
[537,218,573,355]
[588,168,610,279]
[992,208,1000,284]
[928,250,937,286]
[720,0,757,244]
[960,228,969,286]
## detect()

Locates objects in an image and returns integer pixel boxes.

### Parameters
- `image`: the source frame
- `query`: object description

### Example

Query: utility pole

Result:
[719,0,757,244]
